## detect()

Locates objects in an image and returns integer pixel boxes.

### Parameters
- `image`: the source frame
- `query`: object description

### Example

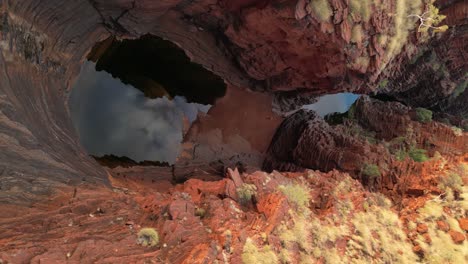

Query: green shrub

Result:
[278,183,310,208]
[361,164,381,180]
[309,0,333,22]
[237,183,257,205]
[137,228,159,247]
[415,107,433,123]
[395,149,407,161]
[408,148,429,162]
[324,112,347,125]
[452,79,467,98]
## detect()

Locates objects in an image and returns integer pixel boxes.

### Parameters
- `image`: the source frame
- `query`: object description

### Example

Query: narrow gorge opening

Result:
[303,93,360,117]
[69,35,227,165]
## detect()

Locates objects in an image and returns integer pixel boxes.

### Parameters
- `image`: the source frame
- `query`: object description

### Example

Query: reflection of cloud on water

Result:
[69,61,210,163]
[303,93,360,117]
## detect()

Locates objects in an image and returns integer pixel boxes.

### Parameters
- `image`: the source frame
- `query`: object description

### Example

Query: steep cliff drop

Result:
[0,0,466,263]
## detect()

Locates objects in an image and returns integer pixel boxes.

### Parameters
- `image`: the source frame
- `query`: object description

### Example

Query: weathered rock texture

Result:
[0,162,355,262]
[0,164,380,262]
[264,96,467,194]
[0,0,466,262]
[0,1,465,202]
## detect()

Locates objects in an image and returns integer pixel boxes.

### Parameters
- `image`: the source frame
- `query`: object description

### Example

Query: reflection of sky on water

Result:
[69,61,210,163]
[303,93,360,117]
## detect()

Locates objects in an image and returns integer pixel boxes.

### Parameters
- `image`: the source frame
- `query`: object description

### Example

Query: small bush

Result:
[237,183,257,205]
[279,215,313,252]
[419,201,444,220]
[361,164,381,180]
[324,112,347,125]
[278,183,310,208]
[369,193,392,209]
[195,207,206,218]
[242,238,278,264]
[309,0,333,22]
[333,177,353,196]
[452,79,467,98]
[137,228,159,247]
[418,3,448,33]
[415,107,433,123]
[408,148,429,162]
[395,149,407,161]
[439,173,463,193]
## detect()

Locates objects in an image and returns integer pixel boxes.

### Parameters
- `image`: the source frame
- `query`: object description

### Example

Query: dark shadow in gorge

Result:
[93,155,170,169]
[87,35,227,105]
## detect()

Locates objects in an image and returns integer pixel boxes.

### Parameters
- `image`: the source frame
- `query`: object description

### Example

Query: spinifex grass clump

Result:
[237,183,257,205]
[137,228,159,247]
[278,183,311,209]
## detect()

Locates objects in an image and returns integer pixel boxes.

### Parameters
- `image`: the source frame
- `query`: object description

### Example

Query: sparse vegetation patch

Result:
[241,238,278,264]
[278,183,310,209]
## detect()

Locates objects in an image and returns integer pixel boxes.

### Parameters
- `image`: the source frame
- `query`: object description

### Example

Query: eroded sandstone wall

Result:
[0,0,465,205]
[264,96,467,194]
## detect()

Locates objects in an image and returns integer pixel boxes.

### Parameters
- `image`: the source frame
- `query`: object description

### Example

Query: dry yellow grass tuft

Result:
[309,0,333,22]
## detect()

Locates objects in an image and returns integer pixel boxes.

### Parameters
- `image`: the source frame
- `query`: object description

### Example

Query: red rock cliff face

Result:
[375,0,467,118]
[0,0,464,223]
[264,96,467,193]
[0,0,466,262]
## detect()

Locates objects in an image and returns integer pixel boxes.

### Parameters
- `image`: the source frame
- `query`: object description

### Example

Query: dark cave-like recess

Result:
[87,34,227,105]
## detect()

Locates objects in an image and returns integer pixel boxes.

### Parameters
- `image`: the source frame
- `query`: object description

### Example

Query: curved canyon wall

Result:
[0,0,465,203]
